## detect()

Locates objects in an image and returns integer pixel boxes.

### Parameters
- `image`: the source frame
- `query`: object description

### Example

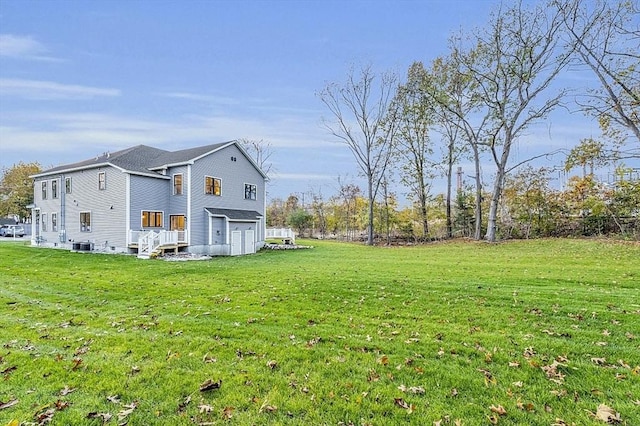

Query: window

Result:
[65,177,72,194]
[41,181,47,200]
[52,213,58,232]
[41,213,47,232]
[80,212,91,232]
[98,172,106,190]
[141,211,163,228]
[244,183,257,200]
[52,179,59,199]
[173,174,183,195]
[205,176,221,196]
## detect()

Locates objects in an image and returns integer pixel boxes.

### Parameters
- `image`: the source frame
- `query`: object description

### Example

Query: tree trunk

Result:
[472,145,483,240]
[367,177,374,245]
[446,143,454,238]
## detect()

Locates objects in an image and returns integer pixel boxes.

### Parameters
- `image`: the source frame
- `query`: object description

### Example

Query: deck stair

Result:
[136,230,179,259]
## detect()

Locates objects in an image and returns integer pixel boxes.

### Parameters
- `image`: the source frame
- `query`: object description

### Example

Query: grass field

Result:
[1,239,639,425]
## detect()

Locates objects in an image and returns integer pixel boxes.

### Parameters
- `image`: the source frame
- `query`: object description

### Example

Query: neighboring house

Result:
[30,141,267,257]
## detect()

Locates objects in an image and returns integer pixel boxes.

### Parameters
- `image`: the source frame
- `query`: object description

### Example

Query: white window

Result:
[80,212,91,232]
[173,174,183,195]
[244,183,257,200]
[98,172,106,190]
[52,179,59,199]
[65,177,72,194]
[205,176,221,196]
[41,181,47,200]
[141,211,163,228]
[41,213,48,232]
[52,213,58,232]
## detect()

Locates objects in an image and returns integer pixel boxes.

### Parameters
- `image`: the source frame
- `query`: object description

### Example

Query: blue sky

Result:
[0,0,631,203]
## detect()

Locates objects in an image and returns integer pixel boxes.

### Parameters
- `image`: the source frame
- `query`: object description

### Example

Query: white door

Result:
[244,230,255,254]
[231,231,242,256]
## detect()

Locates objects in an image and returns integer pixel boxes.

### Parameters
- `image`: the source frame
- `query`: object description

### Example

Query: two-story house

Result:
[30,140,267,257]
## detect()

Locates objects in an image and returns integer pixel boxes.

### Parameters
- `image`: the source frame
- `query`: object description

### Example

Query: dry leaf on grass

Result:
[86,412,112,423]
[200,379,222,392]
[590,404,621,423]
[1,399,19,410]
[117,402,138,421]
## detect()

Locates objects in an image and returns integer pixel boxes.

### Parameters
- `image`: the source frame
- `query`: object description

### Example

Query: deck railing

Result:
[266,227,295,242]
[130,229,187,258]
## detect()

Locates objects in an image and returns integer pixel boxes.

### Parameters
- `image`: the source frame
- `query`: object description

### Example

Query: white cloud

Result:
[0,34,60,61]
[0,78,121,100]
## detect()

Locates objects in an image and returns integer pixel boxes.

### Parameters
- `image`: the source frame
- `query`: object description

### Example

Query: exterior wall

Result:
[168,165,188,220]
[33,166,127,250]
[189,144,266,246]
[129,174,170,232]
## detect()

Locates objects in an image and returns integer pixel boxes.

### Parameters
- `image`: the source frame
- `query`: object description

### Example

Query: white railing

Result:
[134,229,185,258]
[129,229,187,246]
[266,227,295,243]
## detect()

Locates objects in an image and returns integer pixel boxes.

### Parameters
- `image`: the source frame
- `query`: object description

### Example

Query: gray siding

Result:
[33,166,127,249]
[168,166,188,218]
[189,144,266,246]
[129,175,170,230]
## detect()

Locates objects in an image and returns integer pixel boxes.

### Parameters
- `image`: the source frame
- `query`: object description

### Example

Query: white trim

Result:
[98,171,106,190]
[243,182,257,200]
[186,164,192,245]
[204,175,222,196]
[141,210,165,228]
[125,174,130,244]
[80,210,92,233]
[172,173,183,195]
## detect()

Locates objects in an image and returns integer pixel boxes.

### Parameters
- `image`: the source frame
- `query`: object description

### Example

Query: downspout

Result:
[186,164,192,245]
[59,175,65,243]
[125,174,131,245]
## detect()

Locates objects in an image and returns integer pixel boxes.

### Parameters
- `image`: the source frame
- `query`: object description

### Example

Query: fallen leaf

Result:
[591,357,607,365]
[35,407,55,425]
[199,404,214,413]
[117,402,138,421]
[592,403,621,423]
[394,398,415,413]
[490,405,507,416]
[200,378,222,392]
[222,406,234,419]
[379,355,389,366]
[177,395,191,413]
[266,360,278,370]
[87,412,112,423]
[0,399,19,410]
[106,395,121,404]
[59,386,76,396]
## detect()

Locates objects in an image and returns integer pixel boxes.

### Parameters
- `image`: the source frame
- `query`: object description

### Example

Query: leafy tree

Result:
[390,62,436,240]
[319,65,397,245]
[423,52,488,240]
[564,138,608,177]
[287,208,313,237]
[0,162,41,221]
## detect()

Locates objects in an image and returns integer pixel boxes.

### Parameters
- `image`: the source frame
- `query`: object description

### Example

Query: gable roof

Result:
[32,140,267,179]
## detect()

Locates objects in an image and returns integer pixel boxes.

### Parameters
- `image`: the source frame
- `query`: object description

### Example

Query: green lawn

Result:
[1,239,638,425]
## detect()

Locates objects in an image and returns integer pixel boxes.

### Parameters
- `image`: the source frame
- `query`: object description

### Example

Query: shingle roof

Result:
[204,208,263,220]
[33,141,237,178]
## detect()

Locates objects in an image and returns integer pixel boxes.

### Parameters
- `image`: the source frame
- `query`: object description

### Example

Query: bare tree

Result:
[319,65,397,245]
[554,0,640,153]
[460,2,572,241]
[239,138,274,177]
